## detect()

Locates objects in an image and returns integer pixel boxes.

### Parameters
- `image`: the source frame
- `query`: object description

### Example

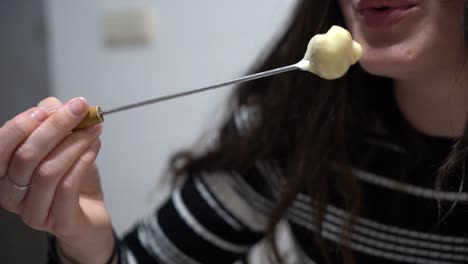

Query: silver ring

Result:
[6,176,30,191]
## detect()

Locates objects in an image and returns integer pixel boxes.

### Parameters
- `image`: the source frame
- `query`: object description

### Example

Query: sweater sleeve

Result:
[117,166,277,264]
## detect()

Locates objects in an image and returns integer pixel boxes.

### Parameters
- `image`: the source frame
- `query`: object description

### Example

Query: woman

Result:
[1,0,467,263]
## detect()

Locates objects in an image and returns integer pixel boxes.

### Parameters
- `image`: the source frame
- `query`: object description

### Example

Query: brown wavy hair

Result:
[170,0,468,263]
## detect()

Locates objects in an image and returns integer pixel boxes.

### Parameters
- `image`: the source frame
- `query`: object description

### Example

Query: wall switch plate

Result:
[103,8,156,47]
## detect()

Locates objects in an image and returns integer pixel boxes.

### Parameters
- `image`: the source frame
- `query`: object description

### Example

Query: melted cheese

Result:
[298,26,362,80]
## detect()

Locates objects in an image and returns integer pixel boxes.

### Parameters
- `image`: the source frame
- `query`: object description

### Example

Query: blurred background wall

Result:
[0,1,49,263]
[1,0,295,262]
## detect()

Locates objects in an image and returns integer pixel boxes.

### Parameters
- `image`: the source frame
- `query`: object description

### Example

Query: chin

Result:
[358,50,421,79]
[359,60,403,79]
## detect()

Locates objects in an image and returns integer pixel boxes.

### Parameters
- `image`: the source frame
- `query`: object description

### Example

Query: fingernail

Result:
[31,107,48,122]
[68,97,87,116]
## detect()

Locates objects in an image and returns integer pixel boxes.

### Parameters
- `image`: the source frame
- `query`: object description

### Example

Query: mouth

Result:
[357,0,419,10]
[356,2,419,28]
[359,4,417,12]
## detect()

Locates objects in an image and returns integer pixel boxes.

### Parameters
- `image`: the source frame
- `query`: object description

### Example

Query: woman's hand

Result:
[0,97,114,264]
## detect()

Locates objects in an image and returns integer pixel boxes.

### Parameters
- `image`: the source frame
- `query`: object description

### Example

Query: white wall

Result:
[45,0,295,236]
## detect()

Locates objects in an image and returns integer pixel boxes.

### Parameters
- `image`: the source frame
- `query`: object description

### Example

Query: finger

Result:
[7,97,89,187]
[20,125,102,231]
[0,107,48,178]
[37,97,63,114]
[49,138,102,237]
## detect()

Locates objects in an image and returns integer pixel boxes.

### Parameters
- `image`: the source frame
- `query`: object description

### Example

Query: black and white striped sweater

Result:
[117,149,468,264]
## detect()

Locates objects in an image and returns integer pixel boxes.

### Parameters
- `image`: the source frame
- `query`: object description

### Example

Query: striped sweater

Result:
[117,151,468,264]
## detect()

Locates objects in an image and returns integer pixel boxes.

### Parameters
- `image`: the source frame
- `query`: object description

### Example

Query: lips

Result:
[356,0,419,28]
[357,0,418,11]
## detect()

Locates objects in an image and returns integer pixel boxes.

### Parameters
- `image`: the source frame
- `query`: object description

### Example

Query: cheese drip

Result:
[298,26,362,80]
